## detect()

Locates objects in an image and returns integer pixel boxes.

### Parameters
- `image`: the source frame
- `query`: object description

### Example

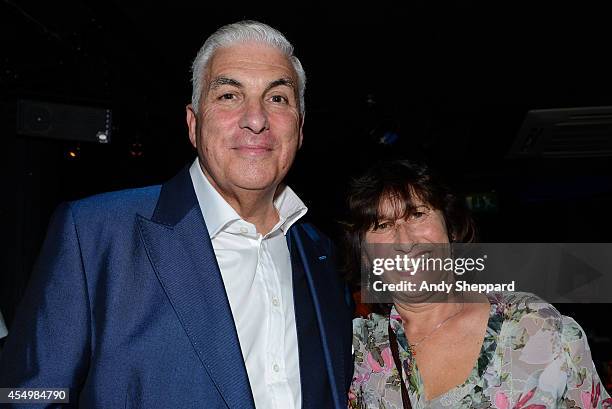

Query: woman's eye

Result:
[409,207,430,221]
[375,221,392,230]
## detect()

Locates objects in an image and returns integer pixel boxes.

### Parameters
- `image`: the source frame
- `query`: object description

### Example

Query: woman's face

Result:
[363,195,452,302]
[364,196,450,245]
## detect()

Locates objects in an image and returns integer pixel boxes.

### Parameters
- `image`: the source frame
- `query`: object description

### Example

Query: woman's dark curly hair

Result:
[342,159,476,306]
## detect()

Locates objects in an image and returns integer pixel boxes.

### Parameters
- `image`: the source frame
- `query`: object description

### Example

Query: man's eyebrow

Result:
[265,78,296,93]
[209,77,243,90]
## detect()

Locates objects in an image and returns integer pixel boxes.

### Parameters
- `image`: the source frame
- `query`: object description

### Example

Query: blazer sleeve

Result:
[0,202,91,407]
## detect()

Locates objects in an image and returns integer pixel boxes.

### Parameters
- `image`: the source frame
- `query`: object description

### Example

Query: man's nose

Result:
[239,99,269,134]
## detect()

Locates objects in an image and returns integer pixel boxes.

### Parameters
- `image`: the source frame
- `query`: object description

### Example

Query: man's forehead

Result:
[208,76,296,92]
[207,42,296,79]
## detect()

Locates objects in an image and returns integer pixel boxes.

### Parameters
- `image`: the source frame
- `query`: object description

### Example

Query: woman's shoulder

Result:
[487,291,564,327]
[488,292,591,338]
[486,291,591,357]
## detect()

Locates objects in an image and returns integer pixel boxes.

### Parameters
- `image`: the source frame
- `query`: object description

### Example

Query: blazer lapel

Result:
[288,233,331,409]
[288,223,348,409]
[137,166,255,409]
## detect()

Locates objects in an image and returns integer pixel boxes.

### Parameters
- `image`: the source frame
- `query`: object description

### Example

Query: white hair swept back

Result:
[190,20,306,116]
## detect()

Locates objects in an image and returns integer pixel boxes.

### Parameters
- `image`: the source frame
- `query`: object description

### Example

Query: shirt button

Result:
[273,363,280,372]
[272,297,280,307]
[239,227,248,234]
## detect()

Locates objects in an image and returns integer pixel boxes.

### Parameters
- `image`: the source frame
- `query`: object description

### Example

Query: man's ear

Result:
[298,114,305,149]
[186,104,198,148]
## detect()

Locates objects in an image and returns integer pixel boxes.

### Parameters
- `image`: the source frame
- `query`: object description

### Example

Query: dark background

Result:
[1,0,611,385]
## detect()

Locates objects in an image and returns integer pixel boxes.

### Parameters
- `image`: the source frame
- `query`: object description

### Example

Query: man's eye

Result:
[219,93,235,100]
[270,95,287,103]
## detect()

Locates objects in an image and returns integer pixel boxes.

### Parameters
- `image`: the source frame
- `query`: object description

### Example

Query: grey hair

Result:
[190,20,306,116]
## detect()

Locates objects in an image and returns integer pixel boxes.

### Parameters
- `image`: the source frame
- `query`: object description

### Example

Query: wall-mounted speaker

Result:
[17,99,112,144]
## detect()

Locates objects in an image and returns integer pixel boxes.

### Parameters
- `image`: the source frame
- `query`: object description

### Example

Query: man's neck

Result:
[227,190,280,235]
[203,170,280,235]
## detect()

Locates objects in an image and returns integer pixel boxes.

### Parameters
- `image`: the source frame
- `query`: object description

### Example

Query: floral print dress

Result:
[350,292,611,409]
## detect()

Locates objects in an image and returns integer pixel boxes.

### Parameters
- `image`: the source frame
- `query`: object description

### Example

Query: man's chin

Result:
[227,166,288,192]
[231,176,281,192]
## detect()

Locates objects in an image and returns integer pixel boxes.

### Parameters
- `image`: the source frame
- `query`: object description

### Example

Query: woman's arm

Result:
[561,316,611,408]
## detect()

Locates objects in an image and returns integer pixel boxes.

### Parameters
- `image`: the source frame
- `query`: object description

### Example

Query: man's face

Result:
[187,42,303,195]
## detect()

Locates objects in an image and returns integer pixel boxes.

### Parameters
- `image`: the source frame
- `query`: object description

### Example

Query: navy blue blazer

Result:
[0,166,353,408]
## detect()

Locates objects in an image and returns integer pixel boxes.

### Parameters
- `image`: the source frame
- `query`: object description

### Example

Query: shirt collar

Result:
[189,159,308,238]
[273,182,309,235]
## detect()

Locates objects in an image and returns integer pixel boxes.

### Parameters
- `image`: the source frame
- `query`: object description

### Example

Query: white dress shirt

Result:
[189,159,307,409]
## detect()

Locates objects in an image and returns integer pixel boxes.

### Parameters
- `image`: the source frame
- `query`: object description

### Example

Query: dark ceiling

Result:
[2,0,612,241]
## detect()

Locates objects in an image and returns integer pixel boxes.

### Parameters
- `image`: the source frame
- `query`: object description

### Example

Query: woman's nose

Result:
[392,224,418,251]
[396,223,418,243]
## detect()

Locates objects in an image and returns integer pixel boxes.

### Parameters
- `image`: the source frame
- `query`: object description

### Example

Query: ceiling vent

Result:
[508,106,612,158]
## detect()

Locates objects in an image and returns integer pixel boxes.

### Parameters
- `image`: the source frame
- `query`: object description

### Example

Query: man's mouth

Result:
[232,145,273,155]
